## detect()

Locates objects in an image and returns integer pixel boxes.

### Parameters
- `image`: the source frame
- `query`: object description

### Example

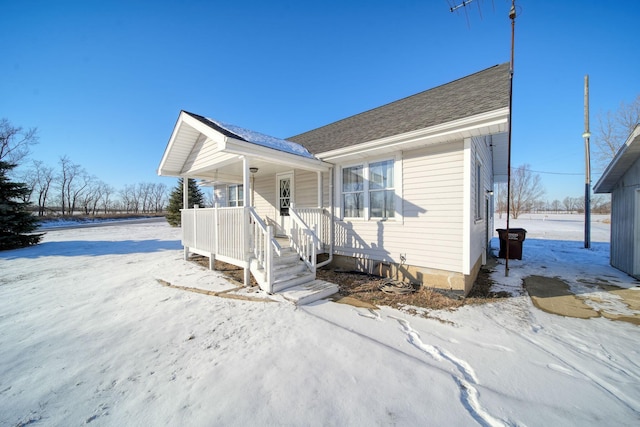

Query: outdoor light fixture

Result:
[486,190,494,196]
[249,167,259,174]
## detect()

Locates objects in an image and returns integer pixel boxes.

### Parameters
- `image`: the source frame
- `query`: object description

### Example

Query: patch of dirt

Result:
[189,254,510,314]
[317,263,510,314]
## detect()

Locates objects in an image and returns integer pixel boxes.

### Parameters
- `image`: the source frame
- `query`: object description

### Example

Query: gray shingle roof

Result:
[288,63,511,154]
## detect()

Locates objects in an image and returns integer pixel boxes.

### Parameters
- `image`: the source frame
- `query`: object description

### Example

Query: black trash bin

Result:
[496,228,527,260]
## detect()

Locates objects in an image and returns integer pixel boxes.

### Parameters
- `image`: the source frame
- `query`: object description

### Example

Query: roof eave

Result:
[316,107,509,162]
[223,137,332,172]
[594,124,640,193]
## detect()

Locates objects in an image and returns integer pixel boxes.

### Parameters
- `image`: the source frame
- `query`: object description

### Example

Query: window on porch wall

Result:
[228,184,244,207]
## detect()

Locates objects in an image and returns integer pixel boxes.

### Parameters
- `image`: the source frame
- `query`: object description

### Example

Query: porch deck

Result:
[181,206,335,305]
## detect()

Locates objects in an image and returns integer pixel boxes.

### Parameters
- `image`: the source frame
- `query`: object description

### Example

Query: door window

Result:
[279,178,290,216]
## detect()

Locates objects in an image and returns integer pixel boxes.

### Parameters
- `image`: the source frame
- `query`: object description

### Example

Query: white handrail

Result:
[289,207,317,273]
[249,208,283,293]
[249,208,282,256]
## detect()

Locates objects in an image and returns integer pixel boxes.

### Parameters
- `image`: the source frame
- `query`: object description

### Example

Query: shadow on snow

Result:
[0,239,182,259]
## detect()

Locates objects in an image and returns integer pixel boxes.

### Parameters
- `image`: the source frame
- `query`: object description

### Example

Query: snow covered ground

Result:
[1,215,639,426]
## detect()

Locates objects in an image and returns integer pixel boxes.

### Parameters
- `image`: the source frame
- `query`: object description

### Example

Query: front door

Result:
[277,172,293,236]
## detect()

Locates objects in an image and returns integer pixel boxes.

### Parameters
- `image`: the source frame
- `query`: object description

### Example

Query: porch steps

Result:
[272,270,316,293]
[279,280,340,305]
[271,247,338,304]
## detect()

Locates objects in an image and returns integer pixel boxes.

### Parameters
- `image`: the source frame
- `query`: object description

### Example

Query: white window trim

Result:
[228,184,244,207]
[338,154,402,221]
[475,155,483,222]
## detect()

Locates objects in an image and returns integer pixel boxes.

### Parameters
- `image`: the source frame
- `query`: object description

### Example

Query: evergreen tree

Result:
[166,178,205,227]
[0,161,44,250]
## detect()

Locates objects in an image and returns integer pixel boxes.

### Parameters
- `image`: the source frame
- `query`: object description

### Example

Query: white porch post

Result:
[242,157,251,286]
[317,171,322,208]
[211,201,219,271]
[317,171,323,251]
[183,176,189,209]
[183,176,189,260]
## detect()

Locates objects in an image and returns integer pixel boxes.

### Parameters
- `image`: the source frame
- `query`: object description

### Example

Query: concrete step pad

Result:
[279,280,339,305]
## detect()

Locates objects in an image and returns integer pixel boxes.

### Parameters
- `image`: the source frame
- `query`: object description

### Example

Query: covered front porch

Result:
[158,111,338,302]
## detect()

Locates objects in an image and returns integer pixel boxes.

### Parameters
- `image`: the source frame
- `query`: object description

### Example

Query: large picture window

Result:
[228,184,244,207]
[341,159,395,219]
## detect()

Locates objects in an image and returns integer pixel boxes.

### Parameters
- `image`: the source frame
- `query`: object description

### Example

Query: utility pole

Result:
[583,75,591,249]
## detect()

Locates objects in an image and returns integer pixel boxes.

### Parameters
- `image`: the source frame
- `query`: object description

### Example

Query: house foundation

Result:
[326,254,483,296]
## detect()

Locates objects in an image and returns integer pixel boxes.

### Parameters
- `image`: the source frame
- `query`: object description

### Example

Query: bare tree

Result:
[551,199,561,214]
[495,182,507,218]
[151,183,168,212]
[79,177,101,215]
[58,156,90,215]
[120,185,136,214]
[591,194,611,214]
[24,160,55,216]
[101,184,114,214]
[563,196,577,214]
[509,164,545,219]
[594,94,640,169]
[0,118,39,166]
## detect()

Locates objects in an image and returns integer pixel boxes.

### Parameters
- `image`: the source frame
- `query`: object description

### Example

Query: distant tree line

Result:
[1,118,169,218]
[495,164,611,219]
[19,156,169,216]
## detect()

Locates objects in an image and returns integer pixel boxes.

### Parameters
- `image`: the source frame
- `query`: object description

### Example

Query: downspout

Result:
[316,166,334,269]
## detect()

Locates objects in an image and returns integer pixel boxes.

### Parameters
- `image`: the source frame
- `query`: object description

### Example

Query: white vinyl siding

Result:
[252,170,323,226]
[468,136,494,273]
[294,170,320,208]
[181,134,236,176]
[253,173,277,220]
[333,142,465,273]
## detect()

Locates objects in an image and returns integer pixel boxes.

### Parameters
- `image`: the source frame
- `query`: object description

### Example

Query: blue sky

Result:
[2,0,639,203]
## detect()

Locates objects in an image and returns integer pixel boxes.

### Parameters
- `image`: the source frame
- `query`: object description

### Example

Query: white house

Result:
[594,124,640,279]
[158,63,511,302]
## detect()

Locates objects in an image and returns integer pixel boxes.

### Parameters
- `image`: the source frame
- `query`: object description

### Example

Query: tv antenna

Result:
[449,0,517,276]
[448,0,493,27]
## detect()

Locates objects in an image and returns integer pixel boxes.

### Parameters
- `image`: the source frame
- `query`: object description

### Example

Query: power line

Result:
[516,168,605,176]
[522,169,582,176]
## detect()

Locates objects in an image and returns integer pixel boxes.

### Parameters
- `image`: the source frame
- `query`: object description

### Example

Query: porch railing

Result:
[249,207,281,293]
[181,206,245,263]
[181,207,217,254]
[293,207,331,251]
[181,205,331,291]
[289,208,318,273]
